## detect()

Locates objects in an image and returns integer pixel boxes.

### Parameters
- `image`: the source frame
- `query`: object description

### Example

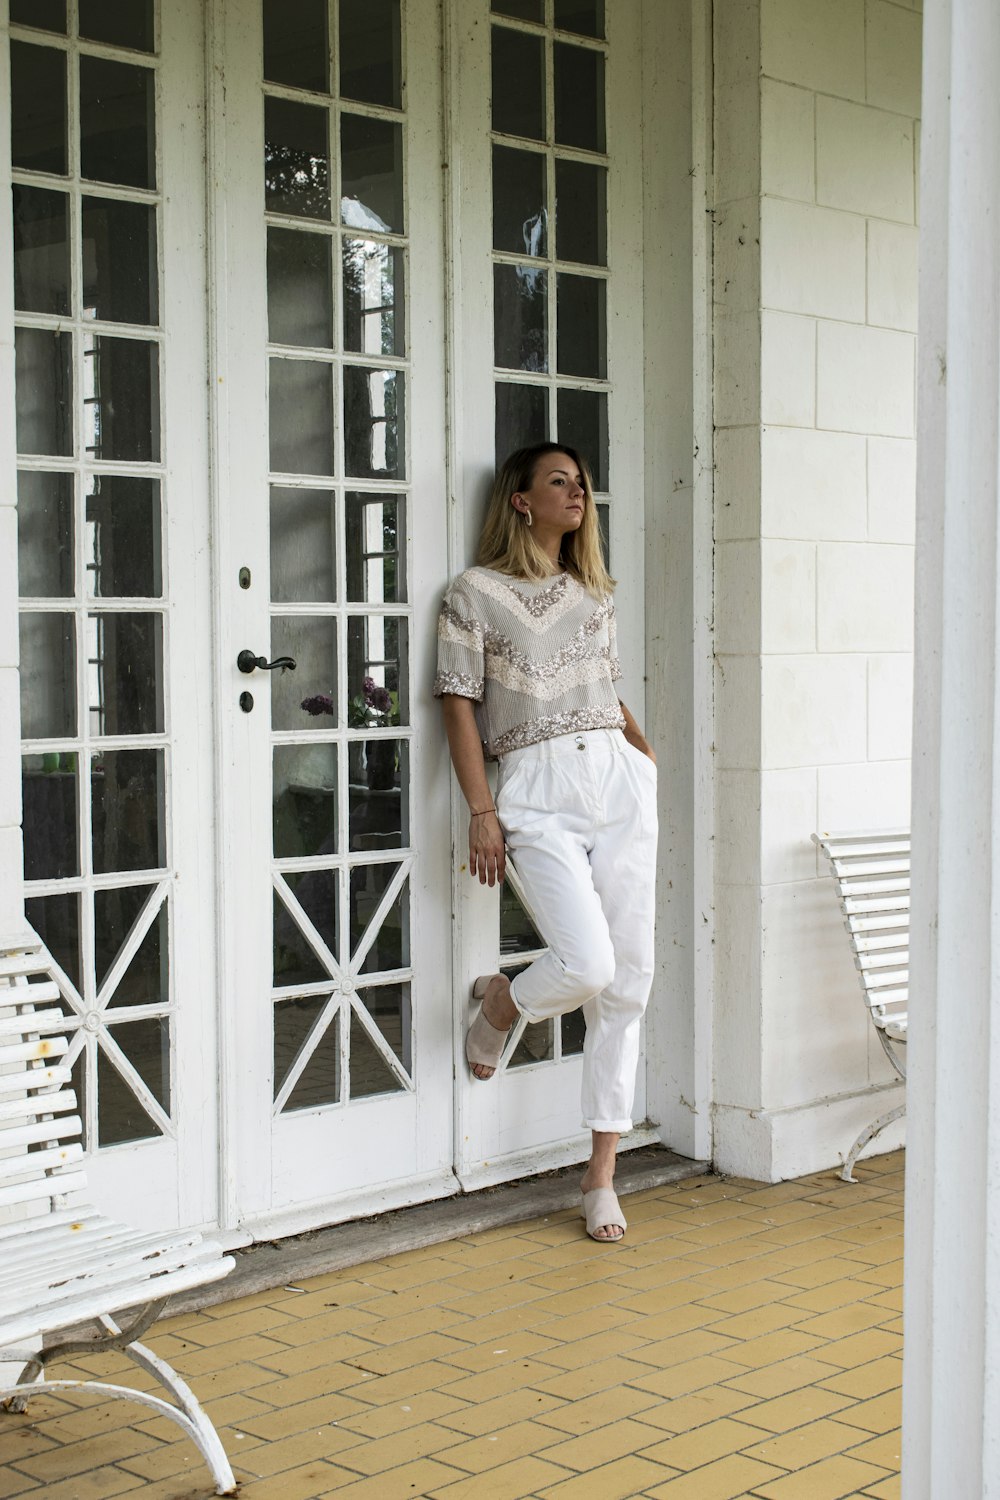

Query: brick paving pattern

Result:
[0,1151,904,1499]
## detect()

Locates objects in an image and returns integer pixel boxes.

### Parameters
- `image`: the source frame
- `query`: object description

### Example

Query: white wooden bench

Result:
[812,831,909,1183]
[0,933,238,1495]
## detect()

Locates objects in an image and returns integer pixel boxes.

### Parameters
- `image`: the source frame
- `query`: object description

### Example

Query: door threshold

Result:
[167,1145,709,1316]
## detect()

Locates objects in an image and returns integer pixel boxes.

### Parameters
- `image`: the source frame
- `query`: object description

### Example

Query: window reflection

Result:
[346,493,405,603]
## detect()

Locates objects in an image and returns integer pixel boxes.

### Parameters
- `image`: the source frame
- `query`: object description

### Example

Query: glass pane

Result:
[80,57,155,189]
[81,197,158,325]
[346,493,405,604]
[492,27,544,141]
[107,1019,168,1117]
[92,748,166,874]
[343,367,404,479]
[84,336,160,462]
[20,613,76,738]
[354,873,408,975]
[555,158,607,266]
[270,487,336,603]
[278,998,341,1110]
[267,228,332,348]
[272,614,337,730]
[18,471,73,598]
[554,43,605,153]
[11,43,67,176]
[95,885,166,1005]
[87,613,164,735]
[349,739,408,848]
[557,387,608,490]
[284,869,339,965]
[273,744,338,858]
[86,476,162,597]
[13,186,70,315]
[264,0,328,91]
[341,115,403,233]
[343,239,404,357]
[562,1008,586,1054]
[510,1019,554,1067]
[557,273,606,378]
[349,1009,402,1098]
[494,263,547,373]
[10,0,66,31]
[15,328,72,456]
[97,1038,162,1145]
[492,0,543,19]
[273,891,330,986]
[265,98,331,220]
[493,146,546,257]
[358,982,410,1068]
[340,0,401,108]
[347,616,407,726]
[495,381,548,461]
[24,892,80,994]
[80,1,154,51]
[500,883,544,958]
[22,754,79,881]
[269,359,334,476]
[554,0,604,37]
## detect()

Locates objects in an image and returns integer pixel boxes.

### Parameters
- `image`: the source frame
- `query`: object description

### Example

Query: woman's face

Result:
[513,452,587,535]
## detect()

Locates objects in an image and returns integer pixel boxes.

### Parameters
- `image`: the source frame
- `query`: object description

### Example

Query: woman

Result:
[433,442,658,1243]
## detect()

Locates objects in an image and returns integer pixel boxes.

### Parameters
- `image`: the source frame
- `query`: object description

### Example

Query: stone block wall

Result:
[713,0,921,1178]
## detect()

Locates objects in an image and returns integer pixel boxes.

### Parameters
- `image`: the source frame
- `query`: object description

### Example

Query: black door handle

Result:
[237,650,297,674]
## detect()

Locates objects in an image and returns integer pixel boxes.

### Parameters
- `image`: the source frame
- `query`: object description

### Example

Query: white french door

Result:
[10,0,655,1240]
[449,0,650,1188]
[9,0,218,1231]
[210,0,454,1235]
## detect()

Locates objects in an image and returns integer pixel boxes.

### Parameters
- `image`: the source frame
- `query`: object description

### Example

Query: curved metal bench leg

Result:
[1,1378,237,1495]
[841,1103,906,1183]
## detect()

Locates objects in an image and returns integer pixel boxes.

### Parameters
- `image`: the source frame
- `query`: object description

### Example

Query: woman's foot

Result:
[467,974,517,1080]
[581,1130,624,1240]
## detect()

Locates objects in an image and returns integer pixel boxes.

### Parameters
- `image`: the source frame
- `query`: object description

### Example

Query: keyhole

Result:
[239,691,254,713]
[238,566,251,589]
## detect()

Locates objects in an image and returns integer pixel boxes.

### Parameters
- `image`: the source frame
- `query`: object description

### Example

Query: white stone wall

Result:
[714,0,920,1178]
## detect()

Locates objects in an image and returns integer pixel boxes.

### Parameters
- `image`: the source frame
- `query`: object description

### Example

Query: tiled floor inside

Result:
[0,1151,904,1500]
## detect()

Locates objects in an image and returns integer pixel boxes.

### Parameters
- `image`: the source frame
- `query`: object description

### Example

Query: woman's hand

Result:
[469,810,506,886]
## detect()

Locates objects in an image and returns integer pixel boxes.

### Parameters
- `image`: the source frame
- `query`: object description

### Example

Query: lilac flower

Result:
[300,693,334,716]
[363,676,393,715]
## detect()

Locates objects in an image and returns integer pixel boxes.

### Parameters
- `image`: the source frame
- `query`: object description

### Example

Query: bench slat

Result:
[0,1115,82,1153]
[0,1036,70,1068]
[0,1167,89,1210]
[0,1250,234,1349]
[0,1088,77,1124]
[0,1141,84,1183]
[0,1205,103,1244]
[0,1229,217,1317]
[0,1064,72,1098]
[0,996,68,1031]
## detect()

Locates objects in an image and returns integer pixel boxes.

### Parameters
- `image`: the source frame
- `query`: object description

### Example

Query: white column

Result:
[903,0,1000,1493]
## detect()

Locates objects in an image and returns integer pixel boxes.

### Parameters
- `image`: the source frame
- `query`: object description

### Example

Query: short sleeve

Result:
[433,576,486,701]
[607,597,623,683]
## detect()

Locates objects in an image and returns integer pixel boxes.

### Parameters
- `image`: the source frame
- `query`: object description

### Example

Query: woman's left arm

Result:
[619,700,655,763]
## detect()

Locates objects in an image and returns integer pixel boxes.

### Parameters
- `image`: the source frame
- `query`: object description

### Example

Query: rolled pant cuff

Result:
[584,1117,633,1134]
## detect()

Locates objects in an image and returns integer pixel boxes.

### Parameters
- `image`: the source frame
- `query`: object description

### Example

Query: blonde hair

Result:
[476,443,615,599]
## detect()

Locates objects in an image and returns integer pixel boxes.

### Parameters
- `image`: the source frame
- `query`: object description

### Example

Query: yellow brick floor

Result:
[0,1151,904,1500]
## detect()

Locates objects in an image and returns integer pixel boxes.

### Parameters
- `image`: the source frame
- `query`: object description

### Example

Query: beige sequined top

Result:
[432,566,624,758]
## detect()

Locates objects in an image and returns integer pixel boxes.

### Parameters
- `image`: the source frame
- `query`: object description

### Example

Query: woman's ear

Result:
[511,493,527,516]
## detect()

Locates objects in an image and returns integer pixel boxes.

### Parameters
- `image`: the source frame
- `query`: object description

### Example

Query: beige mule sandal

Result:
[466,976,511,1079]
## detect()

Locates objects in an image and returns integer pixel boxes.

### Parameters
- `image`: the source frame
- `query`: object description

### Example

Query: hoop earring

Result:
[524,510,533,527]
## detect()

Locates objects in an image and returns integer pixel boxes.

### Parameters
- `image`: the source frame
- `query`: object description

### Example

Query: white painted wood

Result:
[447,0,654,1184]
[210,0,453,1230]
[903,2,1000,1495]
[641,0,715,1163]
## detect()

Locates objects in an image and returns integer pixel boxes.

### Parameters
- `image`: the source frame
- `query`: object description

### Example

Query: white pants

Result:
[496,728,658,1134]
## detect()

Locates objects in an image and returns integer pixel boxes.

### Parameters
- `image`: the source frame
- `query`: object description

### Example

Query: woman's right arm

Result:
[441,694,506,887]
